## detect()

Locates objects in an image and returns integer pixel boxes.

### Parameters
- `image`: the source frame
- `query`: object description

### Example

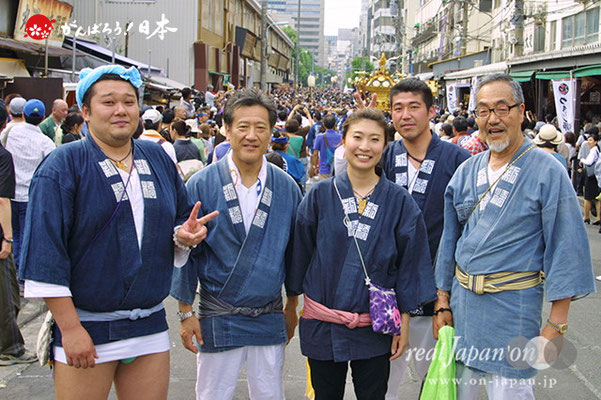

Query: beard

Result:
[486,136,510,153]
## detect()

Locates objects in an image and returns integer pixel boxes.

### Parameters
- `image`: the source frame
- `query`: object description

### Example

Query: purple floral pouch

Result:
[368,282,402,336]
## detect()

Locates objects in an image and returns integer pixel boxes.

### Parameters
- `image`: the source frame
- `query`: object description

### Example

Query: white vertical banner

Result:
[446,83,458,113]
[552,79,576,134]
[468,76,479,112]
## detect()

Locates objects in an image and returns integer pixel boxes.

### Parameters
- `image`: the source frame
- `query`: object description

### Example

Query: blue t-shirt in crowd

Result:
[313,129,341,175]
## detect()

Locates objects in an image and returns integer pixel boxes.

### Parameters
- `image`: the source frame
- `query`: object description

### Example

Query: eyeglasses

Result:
[474,103,520,119]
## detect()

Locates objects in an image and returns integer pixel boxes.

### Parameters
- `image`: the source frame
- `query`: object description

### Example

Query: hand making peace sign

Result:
[175,201,219,248]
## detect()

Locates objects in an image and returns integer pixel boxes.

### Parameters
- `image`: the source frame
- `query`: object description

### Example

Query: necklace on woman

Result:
[353,186,375,215]
[106,146,132,171]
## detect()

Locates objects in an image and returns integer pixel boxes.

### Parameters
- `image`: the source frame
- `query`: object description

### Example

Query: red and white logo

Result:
[24,14,56,40]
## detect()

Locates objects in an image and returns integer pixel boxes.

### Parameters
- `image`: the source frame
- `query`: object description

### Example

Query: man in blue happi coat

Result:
[171,88,302,400]
[433,74,595,399]
[19,65,217,400]
[379,78,471,399]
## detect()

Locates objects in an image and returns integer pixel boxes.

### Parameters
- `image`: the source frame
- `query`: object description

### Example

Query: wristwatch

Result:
[546,319,568,334]
[177,310,196,322]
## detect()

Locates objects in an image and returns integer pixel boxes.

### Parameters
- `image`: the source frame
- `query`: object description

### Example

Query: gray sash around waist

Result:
[199,290,283,318]
[76,303,164,322]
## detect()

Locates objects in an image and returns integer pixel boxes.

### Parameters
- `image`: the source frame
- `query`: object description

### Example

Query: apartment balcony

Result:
[411,20,437,47]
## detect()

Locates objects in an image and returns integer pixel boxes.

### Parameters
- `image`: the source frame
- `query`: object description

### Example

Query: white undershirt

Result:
[227,152,267,234]
[24,166,168,364]
[487,163,508,193]
[407,161,419,194]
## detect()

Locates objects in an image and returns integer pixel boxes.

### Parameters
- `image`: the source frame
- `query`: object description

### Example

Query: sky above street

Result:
[324,0,361,36]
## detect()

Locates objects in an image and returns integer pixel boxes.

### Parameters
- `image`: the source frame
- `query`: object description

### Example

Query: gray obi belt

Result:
[198,290,283,318]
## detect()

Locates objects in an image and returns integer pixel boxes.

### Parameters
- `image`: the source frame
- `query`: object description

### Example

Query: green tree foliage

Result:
[281,26,336,87]
[348,57,374,81]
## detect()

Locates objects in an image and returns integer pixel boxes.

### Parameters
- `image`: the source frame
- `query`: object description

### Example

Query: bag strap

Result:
[333,178,371,286]
[465,145,535,223]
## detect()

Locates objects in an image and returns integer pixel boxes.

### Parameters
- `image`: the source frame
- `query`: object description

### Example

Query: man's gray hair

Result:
[223,88,277,128]
[474,73,525,105]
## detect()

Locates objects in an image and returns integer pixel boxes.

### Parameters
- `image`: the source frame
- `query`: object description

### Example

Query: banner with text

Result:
[552,79,576,134]
[446,83,459,113]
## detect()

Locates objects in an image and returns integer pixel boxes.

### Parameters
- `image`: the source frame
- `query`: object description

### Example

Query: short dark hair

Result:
[590,131,600,142]
[82,73,140,109]
[453,116,468,132]
[181,88,192,99]
[144,120,160,131]
[162,108,175,124]
[285,119,299,133]
[0,104,7,127]
[25,115,44,126]
[390,78,434,110]
[223,88,276,128]
[323,114,337,129]
[564,132,576,146]
[440,123,453,137]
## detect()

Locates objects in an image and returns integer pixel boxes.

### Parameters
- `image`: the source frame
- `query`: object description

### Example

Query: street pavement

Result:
[1,222,600,399]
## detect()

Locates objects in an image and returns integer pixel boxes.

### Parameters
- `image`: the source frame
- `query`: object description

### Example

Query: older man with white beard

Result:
[433,73,595,399]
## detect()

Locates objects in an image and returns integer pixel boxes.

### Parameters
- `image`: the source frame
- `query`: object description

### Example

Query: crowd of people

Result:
[0,65,597,400]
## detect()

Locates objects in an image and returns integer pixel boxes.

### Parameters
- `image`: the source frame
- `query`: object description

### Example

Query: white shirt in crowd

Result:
[0,122,55,202]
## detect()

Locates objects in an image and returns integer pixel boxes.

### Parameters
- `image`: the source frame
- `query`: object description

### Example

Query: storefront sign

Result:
[14,0,72,48]
[552,79,576,134]
[446,83,458,113]
[468,76,479,112]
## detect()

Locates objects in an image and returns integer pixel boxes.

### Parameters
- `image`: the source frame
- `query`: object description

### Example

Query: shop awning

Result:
[148,76,188,90]
[0,37,74,57]
[574,64,601,78]
[535,71,571,80]
[0,58,30,78]
[444,62,507,80]
[63,37,163,76]
[509,70,535,82]
[414,72,434,80]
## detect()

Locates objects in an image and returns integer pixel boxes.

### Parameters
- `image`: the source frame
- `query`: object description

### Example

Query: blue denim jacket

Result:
[171,158,302,352]
[436,140,595,378]
[20,136,191,345]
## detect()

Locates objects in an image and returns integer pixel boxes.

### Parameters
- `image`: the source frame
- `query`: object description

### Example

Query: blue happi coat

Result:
[381,132,471,262]
[171,157,302,352]
[436,139,595,379]
[286,172,436,362]
[19,136,191,345]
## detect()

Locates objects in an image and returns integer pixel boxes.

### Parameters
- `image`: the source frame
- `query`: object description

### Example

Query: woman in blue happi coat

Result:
[285,108,436,400]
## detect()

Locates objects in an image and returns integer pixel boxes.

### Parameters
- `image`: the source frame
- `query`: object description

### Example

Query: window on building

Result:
[479,0,492,13]
[587,7,600,43]
[562,7,599,48]
[534,24,545,52]
[550,20,557,51]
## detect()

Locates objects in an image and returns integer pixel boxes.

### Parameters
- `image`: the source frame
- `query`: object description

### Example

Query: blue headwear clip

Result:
[76,65,143,108]
[271,135,289,144]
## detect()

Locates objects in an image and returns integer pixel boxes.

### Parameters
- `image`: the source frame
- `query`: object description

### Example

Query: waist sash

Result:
[455,266,544,295]
[302,294,371,329]
[199,290,283,318]
[76,303,164,322]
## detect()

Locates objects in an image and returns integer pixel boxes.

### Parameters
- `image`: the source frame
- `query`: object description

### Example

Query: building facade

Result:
[266,0,325,66]
[68,0,293,90]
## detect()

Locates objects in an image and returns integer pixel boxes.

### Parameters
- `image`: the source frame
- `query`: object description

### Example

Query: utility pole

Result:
[295,0,301,87]
[460,0,469,56]
[260,0,268,91]
[514,0,524,57]
[395,0,404,73]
